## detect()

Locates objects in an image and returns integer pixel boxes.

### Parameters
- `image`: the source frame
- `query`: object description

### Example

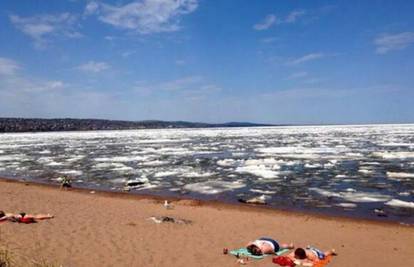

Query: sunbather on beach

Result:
[246,237,294,256]
[285,246,336,265]
[0,211,54,223]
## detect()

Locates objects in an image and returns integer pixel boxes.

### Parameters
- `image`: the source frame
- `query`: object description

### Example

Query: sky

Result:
[0,0,413,124]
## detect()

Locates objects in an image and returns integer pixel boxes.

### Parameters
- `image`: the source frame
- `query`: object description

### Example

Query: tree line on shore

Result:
[0,118,273,133]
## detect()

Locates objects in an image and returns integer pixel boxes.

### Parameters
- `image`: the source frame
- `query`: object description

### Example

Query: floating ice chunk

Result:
[387,172,414,179]
[358,168,374,174]
[94,162,127,169]
[46,161,64,166]
[59,170,83,176]
[111,178,127,184]
[257,147,302,154]
[154,147,193,156]
[139,160,169,166]
[137,138,190,144]
[0,150,3,154]
[112,165,134,172]
[181,171,215,178]
[232,152,247,157]
[305,163,321,169]
[134,183,158,190]
[323,162,335,168]
[310,188,391,202]
[335,174,347,178]
[38,157,52,163]
[385,199,414,208]
[398,192,410,196]
[154,171,178,178]
[38,150,51,154]
[378,143,413,147]
[184,181,245,194]
[217,159,240,167]
[66,155,85,162]
[0,155,25,161]
[244,158,281,167]
[372,151,414,159]
[94,156,148,162]
[309,188,341,198]
[336,203,357,208]
[235,165,280,179]
[341,192,391,203]
[362,162,380,166]
[250,189,274,194]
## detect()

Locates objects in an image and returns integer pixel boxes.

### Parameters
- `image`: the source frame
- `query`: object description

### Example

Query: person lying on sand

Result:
[0,211,54,223]
[279,246,336,266]
[246,237,294,256]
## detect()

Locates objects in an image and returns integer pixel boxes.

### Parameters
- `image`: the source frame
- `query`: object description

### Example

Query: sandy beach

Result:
[1,178,413,267]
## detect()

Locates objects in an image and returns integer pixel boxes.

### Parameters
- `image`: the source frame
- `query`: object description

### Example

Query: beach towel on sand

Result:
[230,248,290,259]
[312,255,332,267]
[289,255,333,267]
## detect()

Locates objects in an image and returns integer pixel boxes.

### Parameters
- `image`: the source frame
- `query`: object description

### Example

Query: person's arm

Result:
[280,242,295,249]
[246,241,255,247]
[27,214,54,220]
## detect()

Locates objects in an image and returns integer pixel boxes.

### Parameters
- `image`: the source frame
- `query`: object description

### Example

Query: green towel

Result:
[229,248,290,259]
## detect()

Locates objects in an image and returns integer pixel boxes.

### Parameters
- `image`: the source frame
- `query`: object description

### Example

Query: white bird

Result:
[164,200,172,209]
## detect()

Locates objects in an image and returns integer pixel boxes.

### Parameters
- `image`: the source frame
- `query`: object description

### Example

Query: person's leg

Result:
[324,249,337,256]
[30,214,54,220]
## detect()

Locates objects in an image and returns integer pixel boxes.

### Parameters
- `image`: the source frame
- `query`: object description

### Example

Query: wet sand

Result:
[0,178,413,267]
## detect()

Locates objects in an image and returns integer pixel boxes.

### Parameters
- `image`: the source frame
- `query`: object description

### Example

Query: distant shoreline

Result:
[1,117,412,133]
[0,117,276,133]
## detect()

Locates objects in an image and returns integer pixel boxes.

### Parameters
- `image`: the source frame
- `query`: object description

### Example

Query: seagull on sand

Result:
[164,200,172,209]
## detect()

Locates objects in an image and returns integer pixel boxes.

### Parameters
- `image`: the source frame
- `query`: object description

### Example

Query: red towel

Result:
[272,256,295,267]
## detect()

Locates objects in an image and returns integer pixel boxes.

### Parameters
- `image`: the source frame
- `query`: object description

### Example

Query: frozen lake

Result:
[1,124,413,223]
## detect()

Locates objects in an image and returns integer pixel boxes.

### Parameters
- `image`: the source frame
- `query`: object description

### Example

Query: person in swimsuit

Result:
[246,237,294,256]
[0,211,54,223]
[287,246,337,265]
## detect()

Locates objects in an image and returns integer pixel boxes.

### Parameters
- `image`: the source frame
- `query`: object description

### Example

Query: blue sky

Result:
[0,0,413,124]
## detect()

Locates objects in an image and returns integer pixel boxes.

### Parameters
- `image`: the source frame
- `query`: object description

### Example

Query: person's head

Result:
[19,212,26,218]
[294,248,307,260]
[0,211,5,218]
[247,244,262,256]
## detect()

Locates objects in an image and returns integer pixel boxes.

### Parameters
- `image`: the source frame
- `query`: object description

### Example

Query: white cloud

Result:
[133,76,220,99]
[160,75,203,91]
[287,71,308,80]
[374,32,414,54]
[84,1,100,16]
[254,10,306,31]
[121,51,136,58]
[77,61,110,73]
[287,53,324,65]
[0,57,20,75]
[285,10,306,23]
[9,13,81,48]
[253,14,277,31]
[88,0,198,34]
